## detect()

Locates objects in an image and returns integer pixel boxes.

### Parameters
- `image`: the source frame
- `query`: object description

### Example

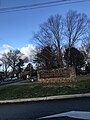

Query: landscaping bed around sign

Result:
[0,75,90,100]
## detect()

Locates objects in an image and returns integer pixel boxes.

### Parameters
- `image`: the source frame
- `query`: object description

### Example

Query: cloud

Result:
[0,44,36,62]
[0,44,14,58]
[1,44,14,54]
[0,44,14,64]
[20,44,36,62]
[2,44,14,50]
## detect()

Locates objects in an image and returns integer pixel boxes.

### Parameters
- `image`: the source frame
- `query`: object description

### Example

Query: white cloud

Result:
[20,44,36,62]
[1,44,14,54]
[2,44,14,50]
[0,44,36,62]
[0,44,14,58]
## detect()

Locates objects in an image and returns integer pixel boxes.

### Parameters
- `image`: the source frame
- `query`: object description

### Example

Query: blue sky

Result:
[0,0,90,56]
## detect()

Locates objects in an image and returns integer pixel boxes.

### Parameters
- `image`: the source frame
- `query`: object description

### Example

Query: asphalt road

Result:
[0,97,90,120]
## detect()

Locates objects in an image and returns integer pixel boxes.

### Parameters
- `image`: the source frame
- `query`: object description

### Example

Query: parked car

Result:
[12,77,18,80]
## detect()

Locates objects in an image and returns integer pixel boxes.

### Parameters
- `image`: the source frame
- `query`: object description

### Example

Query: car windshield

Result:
[0,0,90,120]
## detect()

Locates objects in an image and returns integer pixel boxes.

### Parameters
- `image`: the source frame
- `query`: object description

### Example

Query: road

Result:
[0,97,90,120]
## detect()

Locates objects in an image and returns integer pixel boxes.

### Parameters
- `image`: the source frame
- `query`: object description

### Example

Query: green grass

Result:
[0,75,90,100]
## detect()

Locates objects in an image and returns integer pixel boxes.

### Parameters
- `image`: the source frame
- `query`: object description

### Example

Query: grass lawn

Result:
[0,75,90,100]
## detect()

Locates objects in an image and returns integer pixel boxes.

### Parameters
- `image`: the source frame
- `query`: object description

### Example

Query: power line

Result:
[0,0,90,13]
[0,0,71,10]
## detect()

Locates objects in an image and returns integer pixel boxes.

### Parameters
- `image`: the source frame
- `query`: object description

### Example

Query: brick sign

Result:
[39,69,70,79]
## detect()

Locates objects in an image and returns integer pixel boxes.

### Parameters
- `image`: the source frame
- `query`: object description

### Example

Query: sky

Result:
[0,0,90,61]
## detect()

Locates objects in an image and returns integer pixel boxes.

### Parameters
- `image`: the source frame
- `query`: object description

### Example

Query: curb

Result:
[0,93,90,104]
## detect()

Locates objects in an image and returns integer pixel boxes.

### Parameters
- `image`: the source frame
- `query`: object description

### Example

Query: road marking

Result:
[38,111,90,119]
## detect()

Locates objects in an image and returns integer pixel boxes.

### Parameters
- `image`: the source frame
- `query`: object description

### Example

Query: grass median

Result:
[0,75,90,100]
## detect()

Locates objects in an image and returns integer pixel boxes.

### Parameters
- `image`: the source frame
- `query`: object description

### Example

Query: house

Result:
[20,63,32,80]
[20,71,31,80]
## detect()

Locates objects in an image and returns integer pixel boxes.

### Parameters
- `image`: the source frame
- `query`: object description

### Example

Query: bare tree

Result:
[63,10,89,67]
[1,50,24,77]
[34,14,63,67]
[6,50,21,72]
[80,34,90,64]
[0,53,10,77]
[64,10,89,48]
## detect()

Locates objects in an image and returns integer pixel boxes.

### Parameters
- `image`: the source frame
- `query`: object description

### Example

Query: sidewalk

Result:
[0,93,90,104]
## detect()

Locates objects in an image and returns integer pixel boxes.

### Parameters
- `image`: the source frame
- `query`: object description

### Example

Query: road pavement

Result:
[0,97,90,120]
